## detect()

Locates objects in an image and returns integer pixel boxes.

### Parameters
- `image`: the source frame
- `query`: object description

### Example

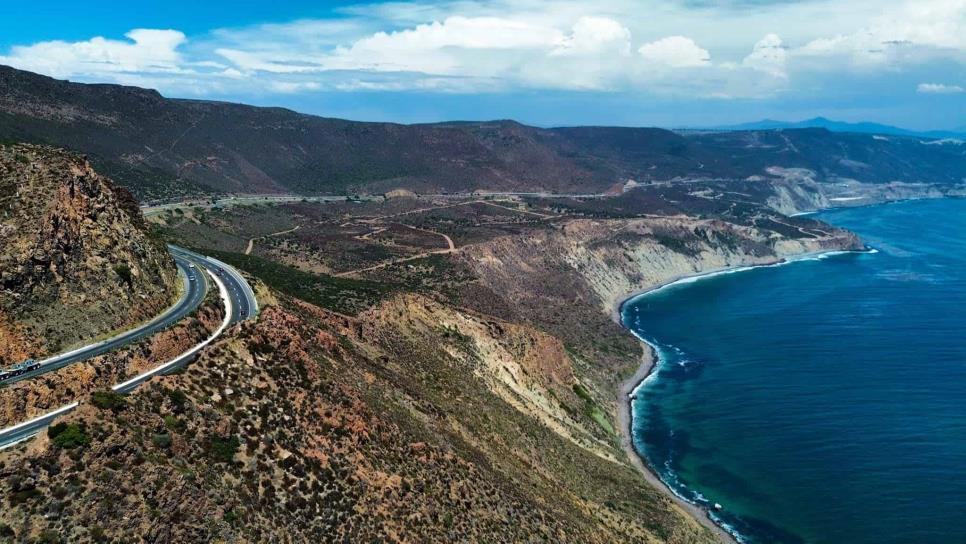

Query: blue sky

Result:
[1,0,963,130]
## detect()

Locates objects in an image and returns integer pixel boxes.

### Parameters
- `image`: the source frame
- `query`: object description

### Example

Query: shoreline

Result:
[612,247,871,544]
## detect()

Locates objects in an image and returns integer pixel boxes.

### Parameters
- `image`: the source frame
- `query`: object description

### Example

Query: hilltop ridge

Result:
[2,65,964,201]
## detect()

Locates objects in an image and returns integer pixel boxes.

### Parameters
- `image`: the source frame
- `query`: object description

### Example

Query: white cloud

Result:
[552,17,631,56]
[269,81,323,93]
[743,34,787,77]
[216,15,639,91]
[0,0,962,101]
[917,82,964,94]
[794,0,966,67]
[0,29,188,79]
[638,36,710,68]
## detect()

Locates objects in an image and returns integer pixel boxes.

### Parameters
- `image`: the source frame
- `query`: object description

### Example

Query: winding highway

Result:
[0,245,257,449]
[0,254,208,385]
[169,245,257,324]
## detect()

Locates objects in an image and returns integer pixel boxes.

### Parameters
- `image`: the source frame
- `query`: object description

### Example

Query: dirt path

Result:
[400,223,455,250]
[477,200,553,218]
[245,225,301,255]
[335,224,457,277]
[767,216,832,237]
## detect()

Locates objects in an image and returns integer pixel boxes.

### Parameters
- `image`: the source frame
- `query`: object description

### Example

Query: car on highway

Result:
[0,359,41,382]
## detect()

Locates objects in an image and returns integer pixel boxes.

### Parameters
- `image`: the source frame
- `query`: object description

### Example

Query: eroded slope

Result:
[0,144,176,361]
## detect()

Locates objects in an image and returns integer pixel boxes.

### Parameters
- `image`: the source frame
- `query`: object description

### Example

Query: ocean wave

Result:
[709,511,751,544]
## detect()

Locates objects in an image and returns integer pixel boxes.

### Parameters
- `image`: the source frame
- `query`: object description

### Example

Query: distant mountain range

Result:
[1,65,965,200]
[710,117,966,140]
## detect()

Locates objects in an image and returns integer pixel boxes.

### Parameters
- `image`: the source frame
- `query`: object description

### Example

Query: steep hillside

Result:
[0,294,717,543]
[0,174,871,542]
[1,65,963,200]
[0,144,177,362]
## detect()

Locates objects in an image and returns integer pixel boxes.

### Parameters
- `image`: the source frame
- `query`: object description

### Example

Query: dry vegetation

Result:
[0,165,863,543]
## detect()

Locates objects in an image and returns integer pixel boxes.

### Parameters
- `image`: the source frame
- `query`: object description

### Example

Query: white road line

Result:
[112,267,232,392]
[0,402,80,450]
[0,402,80,437]
[0,261,236,447]
[32,262,192,369]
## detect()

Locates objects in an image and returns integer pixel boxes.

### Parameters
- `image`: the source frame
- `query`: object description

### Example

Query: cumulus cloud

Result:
[0,0,963,101]
[743,34,787,77]
[552,17,631,56]
[217,15,638,91]
[917,82,964,94]
[0,29,188,79]
[637,36,710,68]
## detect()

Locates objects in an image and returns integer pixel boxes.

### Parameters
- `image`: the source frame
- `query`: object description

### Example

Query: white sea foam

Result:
[709,511,750,544]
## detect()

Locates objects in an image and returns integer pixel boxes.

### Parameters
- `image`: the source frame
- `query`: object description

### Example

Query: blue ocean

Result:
[625,199,966,543]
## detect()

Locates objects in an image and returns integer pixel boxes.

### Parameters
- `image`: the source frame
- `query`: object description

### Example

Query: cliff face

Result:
[476,216,859,315]
[459,214,861,393]
[0,144,176,361]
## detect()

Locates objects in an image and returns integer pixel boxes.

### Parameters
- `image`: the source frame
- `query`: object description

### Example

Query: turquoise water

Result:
[626,199,966,543]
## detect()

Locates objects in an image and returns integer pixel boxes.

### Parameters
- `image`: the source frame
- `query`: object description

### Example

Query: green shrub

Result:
[163,415,185,432]
[48,423,90,449]
[152,433,172,449]
[208,435,240,463]
[34,529,61,544]
[89,526,107,543]
[223,509,239,523]
[572,383,593,403]
[0,522,14,538]
[112,264,133,286]
[9,488,41,505]
[166,388,188,411]
[90,390,127,412]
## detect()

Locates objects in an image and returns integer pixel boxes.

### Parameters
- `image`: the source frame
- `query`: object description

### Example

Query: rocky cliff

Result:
[0,144,177,362]
[468,216,860,319]
[456,213,861,398]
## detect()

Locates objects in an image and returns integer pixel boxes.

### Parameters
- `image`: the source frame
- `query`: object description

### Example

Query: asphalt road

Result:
[0,246,257,448]
[0,403,78,451]
[0,254,208,385]
[167,245,257,323]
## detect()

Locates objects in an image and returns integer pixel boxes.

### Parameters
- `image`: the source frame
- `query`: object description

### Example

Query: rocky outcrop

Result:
[763,167,966,215]
[0,144,176,360]
[465,215,860,324]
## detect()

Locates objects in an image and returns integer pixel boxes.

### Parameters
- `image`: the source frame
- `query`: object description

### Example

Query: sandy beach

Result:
[611,248,868,544]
